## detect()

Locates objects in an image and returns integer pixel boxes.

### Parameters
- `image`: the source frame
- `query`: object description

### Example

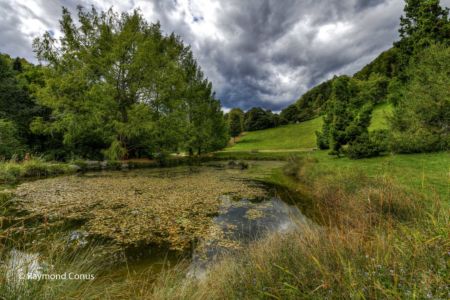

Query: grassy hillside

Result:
[224,103,393,152]
[225,117,323,152]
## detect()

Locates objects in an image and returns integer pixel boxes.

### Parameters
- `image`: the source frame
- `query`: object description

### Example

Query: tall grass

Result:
[0,229,115,300]
[0,158,78,184]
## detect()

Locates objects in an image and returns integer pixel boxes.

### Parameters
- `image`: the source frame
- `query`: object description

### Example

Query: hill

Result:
[223,103,392,152]
[225,117,322,152]
[280,47,400,124]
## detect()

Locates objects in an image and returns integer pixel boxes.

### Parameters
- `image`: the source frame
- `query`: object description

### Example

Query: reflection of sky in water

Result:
[5,249,43,286]
[189,194,306,278]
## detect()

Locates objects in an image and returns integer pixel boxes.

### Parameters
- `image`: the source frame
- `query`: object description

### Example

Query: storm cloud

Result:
[1,0,449,110]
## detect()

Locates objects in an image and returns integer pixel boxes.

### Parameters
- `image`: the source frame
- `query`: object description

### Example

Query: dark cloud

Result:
[1,0,450,110]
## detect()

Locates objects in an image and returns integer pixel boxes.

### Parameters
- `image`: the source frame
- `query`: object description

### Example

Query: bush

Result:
[346,130,389,159]
[389,128,447,154]
[315,130,329,149]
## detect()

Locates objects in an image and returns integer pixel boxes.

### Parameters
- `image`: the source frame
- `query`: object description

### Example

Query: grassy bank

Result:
[215,150,449,202]
[0,156,218,186]
[282,151,450,204]
[0,159,78,185]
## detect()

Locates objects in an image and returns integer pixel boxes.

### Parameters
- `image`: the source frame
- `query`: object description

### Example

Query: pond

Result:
[1,161,308,286]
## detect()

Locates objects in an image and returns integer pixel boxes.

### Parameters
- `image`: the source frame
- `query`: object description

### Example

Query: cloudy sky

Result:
[1,0,449,111]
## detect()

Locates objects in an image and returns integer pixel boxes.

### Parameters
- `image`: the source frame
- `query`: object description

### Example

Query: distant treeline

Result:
[225,107,287,139]
[0,7,228,160]
[228,0,450,158]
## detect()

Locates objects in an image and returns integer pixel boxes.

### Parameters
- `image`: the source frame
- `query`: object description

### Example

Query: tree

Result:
[294,79,334,121]
[316,76,376,157]
[354,48,401,80]
[280,104,299,123]
[32,6,226,159]
[326,76,356,156]
[244,107,275,131]
[228,108,244,141]
[390,43,450,153]
[395,0,450,73]
[0,54,47,151]
[0,119,25,159]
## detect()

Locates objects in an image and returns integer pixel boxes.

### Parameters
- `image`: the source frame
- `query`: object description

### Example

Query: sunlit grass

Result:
[0,158,77,184]
[369,102,393,131]
[224,117,323,151]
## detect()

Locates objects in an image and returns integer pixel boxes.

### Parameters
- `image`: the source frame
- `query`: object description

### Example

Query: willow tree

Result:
[32,6,227,159]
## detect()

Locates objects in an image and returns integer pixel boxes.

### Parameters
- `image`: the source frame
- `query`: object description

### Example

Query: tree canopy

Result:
[390,44,450,153]
[32,6,227,159]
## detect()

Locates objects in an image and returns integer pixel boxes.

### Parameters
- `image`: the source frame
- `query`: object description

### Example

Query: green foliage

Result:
[316,73,391,158]
[32,6,227,159]
[398,1,450,52]
[102,139,127,161]
[390,44,450,153]
[354,73,389,105]
[354,48,401,80]
[0,54,48,151]
[0,119,25,159]
[315,118,330,150]
[243,107,277,131]
[395,0,450,76]
[346,130,389,159]
[228,108,244,138]
[319,76,359,156]
[279,104,300,123]
[368,102,392,131]
[282,79,334,123]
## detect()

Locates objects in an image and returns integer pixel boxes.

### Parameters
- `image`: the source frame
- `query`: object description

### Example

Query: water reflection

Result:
[188,193,306,278]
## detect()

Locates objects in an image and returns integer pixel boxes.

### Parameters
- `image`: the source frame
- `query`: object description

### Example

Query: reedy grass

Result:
[0,158,78,184]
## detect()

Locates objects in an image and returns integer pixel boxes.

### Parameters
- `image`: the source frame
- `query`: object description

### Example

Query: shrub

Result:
[346,130,389,159]
[21,159,50,177]
[315,130,329,149]
[389,128,447,154]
